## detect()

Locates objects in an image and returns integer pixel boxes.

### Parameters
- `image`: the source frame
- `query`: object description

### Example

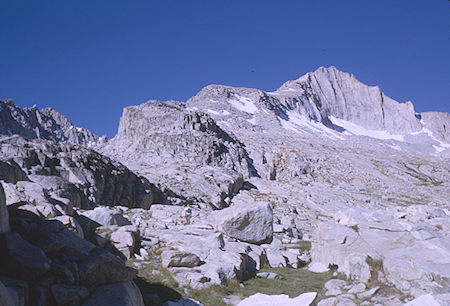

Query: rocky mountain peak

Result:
[275,66,422,134]
[0,67,449,305]
[0,99,100,146]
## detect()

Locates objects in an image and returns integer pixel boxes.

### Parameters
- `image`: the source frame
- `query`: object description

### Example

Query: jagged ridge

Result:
[0,99,101,146]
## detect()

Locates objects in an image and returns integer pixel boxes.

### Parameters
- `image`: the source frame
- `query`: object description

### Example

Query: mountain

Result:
[0,67,449,305]
[187,66,450,155]
[0,99,101,146]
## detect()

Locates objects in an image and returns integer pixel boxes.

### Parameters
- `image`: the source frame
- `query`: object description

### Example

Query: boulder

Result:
[215,201,273,244]
[0,232,51,280]
[0,280,17,306]
[78,250,137,286]
[323,279,347,296]
[0,277,28,306]
[256,272,280,280]
[161,251,202,268]
[50,215,84,238]
[317,297,357,306]
[163,298,203,306]
[109,226,140,259]
[29,220,96,257]
[50,284,90,305]
[265,250,287,268]
[81,207,132,226]
[82,281,144,306]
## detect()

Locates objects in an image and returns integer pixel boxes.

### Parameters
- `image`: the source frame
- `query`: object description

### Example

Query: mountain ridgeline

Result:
[0,67,449,306]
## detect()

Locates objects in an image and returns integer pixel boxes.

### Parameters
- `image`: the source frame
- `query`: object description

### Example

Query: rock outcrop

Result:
[103,101,254,176]
[0,207,142,305]
[0,135,156,212]
[100,100,256,208]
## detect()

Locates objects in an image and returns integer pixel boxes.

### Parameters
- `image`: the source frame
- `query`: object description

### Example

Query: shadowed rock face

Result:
[0,99,100,146]
[0,184,9,232]
[0,136,156,211]
[0,207,141,305]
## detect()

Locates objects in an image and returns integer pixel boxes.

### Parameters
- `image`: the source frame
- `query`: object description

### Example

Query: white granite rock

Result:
[215,199,273,244]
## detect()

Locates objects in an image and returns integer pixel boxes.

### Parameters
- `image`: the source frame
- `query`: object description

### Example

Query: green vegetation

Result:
[132,262,343,305]
[363,256,408,300]
[294,240,312,251]
[350,224,359,233]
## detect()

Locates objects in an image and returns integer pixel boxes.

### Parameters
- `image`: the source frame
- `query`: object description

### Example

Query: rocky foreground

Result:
[0,67,449,305]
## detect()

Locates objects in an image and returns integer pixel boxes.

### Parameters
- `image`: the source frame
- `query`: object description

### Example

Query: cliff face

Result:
[276,67,422,133]
[0,100,100,146]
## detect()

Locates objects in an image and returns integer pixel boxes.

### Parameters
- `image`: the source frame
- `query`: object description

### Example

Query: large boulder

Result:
[78,250,137,286]
[215,200,273,245]
[161,251,202,268]
[0,280,17,306]
[82,280,144,306]
[0,277,28,306]
[95,225,139,259]
[0,232,51,280]
[50,284,90,305]
[80,206,132,226]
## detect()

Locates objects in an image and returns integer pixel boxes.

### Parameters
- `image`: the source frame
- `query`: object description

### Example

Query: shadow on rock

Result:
[134,276,182,306]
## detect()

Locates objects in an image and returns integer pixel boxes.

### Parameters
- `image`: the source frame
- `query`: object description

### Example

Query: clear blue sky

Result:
[1,0,449,138]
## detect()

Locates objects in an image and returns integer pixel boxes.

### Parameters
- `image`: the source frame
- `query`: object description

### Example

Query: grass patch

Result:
[188,267,340,305]
[236,267,338,297]
[294,240,312,251]
[132,260,342,306]
[350,225,359,233]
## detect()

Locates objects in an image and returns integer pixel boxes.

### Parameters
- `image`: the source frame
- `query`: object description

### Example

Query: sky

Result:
[1,0,449,138]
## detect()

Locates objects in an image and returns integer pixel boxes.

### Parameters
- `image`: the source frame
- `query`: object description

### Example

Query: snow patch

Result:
[387,144,402,151]
[238,292,317,306]
[329,116,405,141]
[280,112,344,140]
[207,109,231,116]
[228,95,258,114]
[410,127,450,153]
